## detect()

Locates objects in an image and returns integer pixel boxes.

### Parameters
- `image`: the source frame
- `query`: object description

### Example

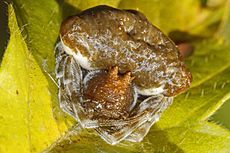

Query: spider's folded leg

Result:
[55,43,83,119]
[126,96,173,142]
[95,95,173,145]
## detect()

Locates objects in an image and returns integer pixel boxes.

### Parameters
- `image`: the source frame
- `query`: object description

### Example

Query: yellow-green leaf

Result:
[12,0,75,133]
[0,5,66,153]
[1,0,230,152]
[217,0,230,43]
[44,122,230,153]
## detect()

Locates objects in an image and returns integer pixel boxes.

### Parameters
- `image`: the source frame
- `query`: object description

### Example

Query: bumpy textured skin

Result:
[83,68,134,120]
[60,5,192,96]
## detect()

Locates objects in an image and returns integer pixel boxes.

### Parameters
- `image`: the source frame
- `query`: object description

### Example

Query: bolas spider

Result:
[55,5,192,145]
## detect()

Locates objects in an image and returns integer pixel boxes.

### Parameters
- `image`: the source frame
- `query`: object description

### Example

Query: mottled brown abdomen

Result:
[60,5,192,96]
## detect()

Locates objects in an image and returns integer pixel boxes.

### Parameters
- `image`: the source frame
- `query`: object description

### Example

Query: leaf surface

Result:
[44,122,230,153]
[0,0,230,152]
[0,5,67,153]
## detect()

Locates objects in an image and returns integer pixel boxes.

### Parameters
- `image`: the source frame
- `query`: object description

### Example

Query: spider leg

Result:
[95,95,173,145]
[126,96,173,142]
[55,43,83,119]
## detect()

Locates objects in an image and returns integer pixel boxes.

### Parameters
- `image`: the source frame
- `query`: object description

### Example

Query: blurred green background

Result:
[0,1,229,129]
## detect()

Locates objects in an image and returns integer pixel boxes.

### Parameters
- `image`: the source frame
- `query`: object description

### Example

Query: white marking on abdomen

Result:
[61,38,95,70]
[135,85,164,96]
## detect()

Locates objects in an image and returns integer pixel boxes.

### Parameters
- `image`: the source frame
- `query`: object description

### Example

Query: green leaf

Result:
[44,124,138,153]
[142,122,230,153]
[212,99,230,129]
[1,0,230,152]
[217,0,230,43]
[0,5,69,152]
[44,122,230,153]
[12,0,75,132]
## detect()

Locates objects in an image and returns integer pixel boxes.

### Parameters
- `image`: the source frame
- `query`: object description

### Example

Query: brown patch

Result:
[83,67,134,120]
